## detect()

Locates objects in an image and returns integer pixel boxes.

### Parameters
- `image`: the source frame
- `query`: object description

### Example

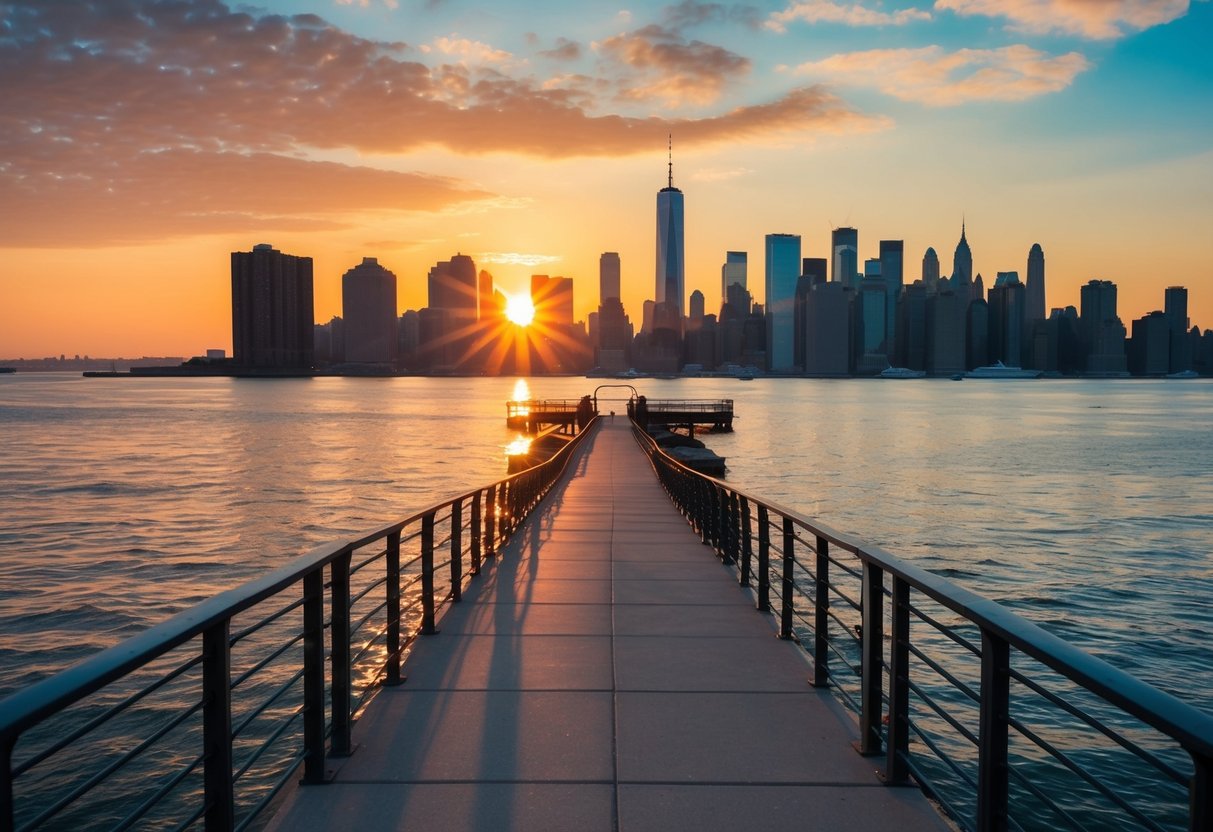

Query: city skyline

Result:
[2,0,1211,357]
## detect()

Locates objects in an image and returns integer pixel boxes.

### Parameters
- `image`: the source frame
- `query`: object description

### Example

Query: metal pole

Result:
[1191,751,1211,832]
[202,621,234,830]
[756,505,771,612]
[485,484,497,559]
[860,561,884,756]
[384,530,403,686]
[0,736,13,832]
[301,569,327,784]
[977,630,1010,832]
[739,498,753,587]
[330,550,352,757]
[812,535,830,688]
[886,576,911,784]
[471,492,482,575]
[421,512,438,635]
[779,517,794,639]
[450,500,463,603]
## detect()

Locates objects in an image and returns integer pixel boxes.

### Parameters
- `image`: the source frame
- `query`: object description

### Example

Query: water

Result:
[2,372,1211,827]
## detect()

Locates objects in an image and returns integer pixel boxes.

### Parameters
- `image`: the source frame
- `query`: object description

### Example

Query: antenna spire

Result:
[667,133,673,188]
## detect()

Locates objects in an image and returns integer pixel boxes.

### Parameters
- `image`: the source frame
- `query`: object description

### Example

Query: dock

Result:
[265,421,947,832]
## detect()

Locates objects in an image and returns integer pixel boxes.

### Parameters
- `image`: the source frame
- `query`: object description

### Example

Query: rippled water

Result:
[1,372,1211,828]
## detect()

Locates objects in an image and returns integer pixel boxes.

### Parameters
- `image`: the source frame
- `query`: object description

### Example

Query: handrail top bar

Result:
[0,416,600,747]
[631,420,1213,760]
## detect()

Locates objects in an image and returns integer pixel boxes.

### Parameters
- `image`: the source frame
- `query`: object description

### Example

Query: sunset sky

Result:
[2,0,1211,358]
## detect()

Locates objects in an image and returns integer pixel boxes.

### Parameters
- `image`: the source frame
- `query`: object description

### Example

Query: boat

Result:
[880,366,926,379]
[965,361,1042,379]
[1166,369,1200,379]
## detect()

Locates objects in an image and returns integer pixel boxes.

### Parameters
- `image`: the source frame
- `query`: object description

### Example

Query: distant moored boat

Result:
[880,366,926,379]
[965,361,1042,379]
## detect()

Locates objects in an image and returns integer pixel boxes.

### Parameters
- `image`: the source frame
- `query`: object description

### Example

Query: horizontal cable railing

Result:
[0,417,599,832]
[631,421,1213,832]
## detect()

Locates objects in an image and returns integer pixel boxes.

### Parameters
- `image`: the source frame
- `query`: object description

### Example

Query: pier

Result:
[264,421,945,831]
[3,412,1212,832]
[508,396,734,434]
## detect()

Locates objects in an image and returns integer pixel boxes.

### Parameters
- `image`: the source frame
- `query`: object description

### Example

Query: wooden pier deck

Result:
[266,421,948,832]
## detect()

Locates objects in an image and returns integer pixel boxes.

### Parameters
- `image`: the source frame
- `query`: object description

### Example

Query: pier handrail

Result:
[0,417,599,832]
[631,421,1213,832]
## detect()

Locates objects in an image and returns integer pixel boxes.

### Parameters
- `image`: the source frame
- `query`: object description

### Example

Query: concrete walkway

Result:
[267,422,950,832]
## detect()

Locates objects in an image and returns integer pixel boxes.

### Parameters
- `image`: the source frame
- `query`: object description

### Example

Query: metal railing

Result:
[0,417,599,832]
[631,422,1213,832]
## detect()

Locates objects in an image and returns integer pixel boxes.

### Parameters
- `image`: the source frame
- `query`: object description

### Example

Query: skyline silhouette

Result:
[1,0,1210,357]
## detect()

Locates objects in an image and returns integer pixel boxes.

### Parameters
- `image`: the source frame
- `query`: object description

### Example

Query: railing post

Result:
[330,550,352,757]
[739,497,753,587]
[886,576,911,784]
[756,505,771,612]
[978,630,1010,832]
[485,484,497,559]
[202,621,234,830]
[812,535,830,688]
[421,512,439,635]
[730,492,742,564]
[471,492,482,575]
[384,530,403,686]
[717,489,732,562]
[859,561,884,756]
[301,568,327,784]
[697,480,710,544]
[1191,752,1211,832]
[779,517,795,639]
[450,500,463,602]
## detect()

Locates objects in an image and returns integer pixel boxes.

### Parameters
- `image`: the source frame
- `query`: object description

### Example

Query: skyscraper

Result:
[341,257,398,365]
[1026,243,1046,322]
[831,227,858,286]
[764,233,801,371]
[988,272,1025,366]
[655,140,685,317]
[952,221,973,290]
[922,247,940,294]
[721,251,746,309]
[532,275,574,326]
[231,243,314,370]
[600,252,621,303]
[879,240,904,358]
[1164,285,1191,373]
[1080,279,1127,375]
[428,254,478,323]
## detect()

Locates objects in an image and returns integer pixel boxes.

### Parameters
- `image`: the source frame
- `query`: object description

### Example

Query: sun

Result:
[505,293,535,326]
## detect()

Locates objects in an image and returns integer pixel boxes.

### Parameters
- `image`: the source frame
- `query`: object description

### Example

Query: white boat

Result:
[880,366,926,379]
[965,361,1042,379]
[1166,369,1200,379]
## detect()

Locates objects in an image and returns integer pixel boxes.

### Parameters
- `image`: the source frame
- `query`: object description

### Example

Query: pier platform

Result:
[266,422,948,832]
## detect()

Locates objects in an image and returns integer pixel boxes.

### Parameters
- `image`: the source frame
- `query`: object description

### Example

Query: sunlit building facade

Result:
[764,233,801,371]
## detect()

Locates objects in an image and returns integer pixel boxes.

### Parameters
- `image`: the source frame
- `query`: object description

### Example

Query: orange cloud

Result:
[935,0,1191,39]
[794,45,1090,105]
[595,24,752,107]
[768,1,933,31]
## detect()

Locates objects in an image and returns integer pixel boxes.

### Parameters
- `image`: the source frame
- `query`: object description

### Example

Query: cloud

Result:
[662,1,763,28]
[538,37,583,61]
[934,0,1191,39]
[337,0,400,8]
[690,166,754,182]
[478,252,564,267]
[793,45,1090,105]
[767,1,933,31]
[595,24,752,106]
[421,35,515,65]
[0,0,884,245]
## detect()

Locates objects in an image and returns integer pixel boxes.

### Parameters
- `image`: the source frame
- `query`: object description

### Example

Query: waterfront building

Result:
[721,251,746,309]
[804,281,851,376]
[922,247,940,295]
[341,257,398,365]
[897,282,928,370]
[478,270,495,323]
[854,275,888,374]
[764,233,802,371]
[532,275,574,326]
[794,259,828,370]
[231,243,315,370]
[926,287,969,375]
[1080,279,1128,375]
[1165,286,1192,372]
[600,252,621,303]
[832,227,858,286]
[427,254,478,323]
[718,281,752,366]
[1129,311,1171,376]
[966,299,989,370]
[880,240,904,358]
[689,289,705,320]
[398,310,419,367]
[1026,244,1046,323]
[655,144,685,317]
[987,272,1024,367]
